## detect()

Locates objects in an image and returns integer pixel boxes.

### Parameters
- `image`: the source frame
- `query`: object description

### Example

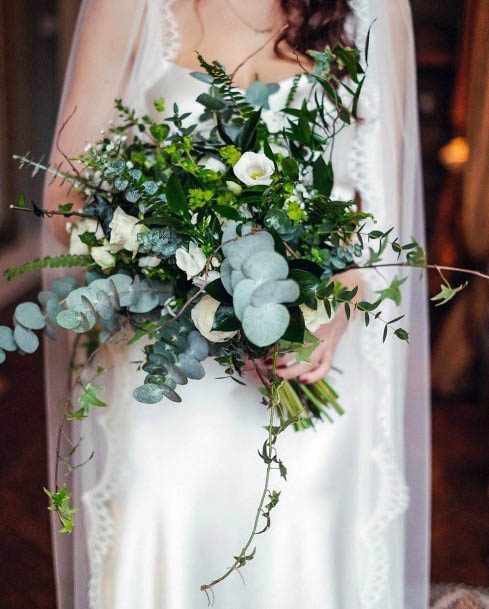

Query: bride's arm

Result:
[43,0,145,244]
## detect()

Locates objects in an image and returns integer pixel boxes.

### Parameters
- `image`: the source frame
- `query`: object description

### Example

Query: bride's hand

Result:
[259,313,349,385]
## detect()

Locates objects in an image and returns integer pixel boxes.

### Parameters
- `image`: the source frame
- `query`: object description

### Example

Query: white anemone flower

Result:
[191,295,238,343]
[109,206,142,255]
[233,151,275,186]
[175,242,207,279]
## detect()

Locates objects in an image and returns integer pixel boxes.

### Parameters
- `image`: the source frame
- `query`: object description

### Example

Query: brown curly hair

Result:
[274,0,354,57]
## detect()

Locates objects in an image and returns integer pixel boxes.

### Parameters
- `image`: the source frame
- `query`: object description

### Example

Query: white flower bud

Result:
[226,180,242,195]
[91,244,116,270]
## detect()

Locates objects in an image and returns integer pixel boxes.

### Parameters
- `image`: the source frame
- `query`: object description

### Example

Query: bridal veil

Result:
[42,1,430,608]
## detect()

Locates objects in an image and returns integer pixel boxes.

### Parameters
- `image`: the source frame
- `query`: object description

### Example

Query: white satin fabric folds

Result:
[42,1,430,608]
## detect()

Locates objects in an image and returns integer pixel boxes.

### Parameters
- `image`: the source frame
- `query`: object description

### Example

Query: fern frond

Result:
[197,54,254,119]
[4,255,93,281]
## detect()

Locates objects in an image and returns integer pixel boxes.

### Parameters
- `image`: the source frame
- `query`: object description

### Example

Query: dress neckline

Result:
[167,61,304,93]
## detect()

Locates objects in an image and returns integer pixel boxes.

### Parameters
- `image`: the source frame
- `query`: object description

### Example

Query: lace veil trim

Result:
[348,1,410,607]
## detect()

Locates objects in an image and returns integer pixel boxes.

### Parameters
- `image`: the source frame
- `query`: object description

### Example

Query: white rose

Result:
[138,256,161,268]
[68,218,104,256]
[192,269,220,288]
[109,206,142,255]
[233,151,275,186]
[91,244,116,270]
[191,295,238,343]
[300,299,334,333]
[175,241,207,279]
[199,155,227,174]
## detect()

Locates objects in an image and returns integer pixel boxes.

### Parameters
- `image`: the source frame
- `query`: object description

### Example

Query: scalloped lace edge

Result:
[348,1,410,607]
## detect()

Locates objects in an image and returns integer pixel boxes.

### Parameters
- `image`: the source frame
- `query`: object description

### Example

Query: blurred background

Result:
[0,1,488,607]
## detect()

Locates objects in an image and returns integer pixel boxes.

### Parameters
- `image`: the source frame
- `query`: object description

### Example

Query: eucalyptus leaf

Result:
[219,261,234,296]
[241,251,288,282]
[125,188,141,203]
[242,303,290,347]
[164,362,188,386]
[114,178,129,191]
[232,279,257,321]
[128,283,159,313]
[133,383,165,404]
[95,290,114,319]
[230,270,245,291]
[0,326,17,351]
[251,279,300,307]
[159,384,183,402]
[52,277,78,300]
[14,324,39,353]
[46,296,63,324]
[177,353,205,380]
[66,287,94,310]
[245,81,279,110]
[56,309,84,330]
[142,180,159,195]
[15,302,46,330]
[38,290,57,307]
[72,304,96,331]
[196,93,227,111]
[187,331,209,361]
[190,71,213,84]
[108,274,134,307]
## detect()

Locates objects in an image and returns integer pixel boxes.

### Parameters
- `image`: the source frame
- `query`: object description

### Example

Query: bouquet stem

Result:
[278,378,344,430]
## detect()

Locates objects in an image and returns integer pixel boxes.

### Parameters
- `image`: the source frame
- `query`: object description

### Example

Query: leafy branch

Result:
[4,254,93,281]
[200,349,292,601]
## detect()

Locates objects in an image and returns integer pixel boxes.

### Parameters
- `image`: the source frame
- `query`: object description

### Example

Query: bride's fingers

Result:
[299,353,332,384]
[274,361,315,380]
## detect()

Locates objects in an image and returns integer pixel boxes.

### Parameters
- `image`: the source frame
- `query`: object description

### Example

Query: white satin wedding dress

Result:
[43,2,431,609]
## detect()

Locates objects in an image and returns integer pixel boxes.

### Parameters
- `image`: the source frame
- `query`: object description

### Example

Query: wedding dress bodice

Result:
[145,62,356,201]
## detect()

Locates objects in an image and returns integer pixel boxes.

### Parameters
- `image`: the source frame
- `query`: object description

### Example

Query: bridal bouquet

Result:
[1,44,473,594]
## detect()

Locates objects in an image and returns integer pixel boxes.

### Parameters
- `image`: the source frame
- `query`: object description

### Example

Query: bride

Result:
[43,1,430,608]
